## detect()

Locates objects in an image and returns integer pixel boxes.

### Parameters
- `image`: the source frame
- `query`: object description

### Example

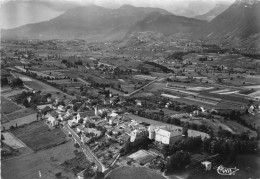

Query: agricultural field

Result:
[2,141,77,179]
[1,97,22,114]
[11,121,67,151]
[105,166,166,179]
[5,108,35,121]
[13,72,60,91]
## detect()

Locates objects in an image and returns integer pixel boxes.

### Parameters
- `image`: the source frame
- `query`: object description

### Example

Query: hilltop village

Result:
[1,37,260,179]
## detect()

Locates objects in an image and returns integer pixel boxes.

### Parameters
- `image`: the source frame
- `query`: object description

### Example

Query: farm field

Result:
[11,121,67,151]
[1,114,10,124]
[13,72,60,91]
[105,166,167,179]
[2,141,76,179]
[1,89,27,98]
[5,108,35,121]
[1,113,37,131]
[1,97,22,114]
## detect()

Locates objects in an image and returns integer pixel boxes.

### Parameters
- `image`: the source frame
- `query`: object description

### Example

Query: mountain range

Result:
[201,0,260,49]
[194,3,230,21]
[2,0,260,49]
[2,4,205,41]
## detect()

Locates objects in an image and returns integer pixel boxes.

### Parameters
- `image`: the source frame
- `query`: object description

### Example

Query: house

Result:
[57,105,65,112]
[130,129,148,142]
[135,100,142,106]
[108,111,118,117]
[81,135,91,144]
[83,128,102,138]
[201,161,212,171]
[47,116,58,127]
[68,120,78,128]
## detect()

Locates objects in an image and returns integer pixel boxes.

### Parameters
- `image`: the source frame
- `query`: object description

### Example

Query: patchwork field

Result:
[11,121,67,151]
[1,97,22,114]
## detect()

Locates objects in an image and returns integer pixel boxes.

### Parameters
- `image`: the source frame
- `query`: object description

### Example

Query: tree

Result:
[55,172,61,178]
[74,143,80,148]
[11,78,24,87]
[166,151,191,172]
[23,99,30,108]
[78,118,83,124]
[1,134,5,140]
[182,123,189,137]
[73,105,78,112]
[1,77,8,86]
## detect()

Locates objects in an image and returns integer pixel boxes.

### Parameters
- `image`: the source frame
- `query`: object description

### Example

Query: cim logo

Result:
[217,165,239,175]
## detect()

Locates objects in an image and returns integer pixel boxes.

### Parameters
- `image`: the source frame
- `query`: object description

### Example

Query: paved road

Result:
[64,125,107,172]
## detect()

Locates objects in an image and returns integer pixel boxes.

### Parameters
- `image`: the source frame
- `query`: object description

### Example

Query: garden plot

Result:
[11,121,67,151]
[19,76,32,82]
[184,96,218,106]
[210,89,239,95]
[218,91,239,95]
[161,93,180,99]
[187,86,214,91]
[210,89,231,93]
[1,97,22,115]
[2,132,25,149]
[133,75,157,81]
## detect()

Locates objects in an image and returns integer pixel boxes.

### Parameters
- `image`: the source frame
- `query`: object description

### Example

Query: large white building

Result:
[148,126,182,145]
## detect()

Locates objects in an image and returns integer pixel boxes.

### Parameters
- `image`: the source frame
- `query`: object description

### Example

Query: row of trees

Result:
[162,137,203,157]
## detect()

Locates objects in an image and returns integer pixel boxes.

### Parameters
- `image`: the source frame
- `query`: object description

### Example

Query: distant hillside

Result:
[194,3,230,22]
[200,0,260,49]
[128,12,206,36]
[2,4,204,41]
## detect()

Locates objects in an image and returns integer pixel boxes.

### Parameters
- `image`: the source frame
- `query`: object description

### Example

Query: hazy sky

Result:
[2,0,236,8]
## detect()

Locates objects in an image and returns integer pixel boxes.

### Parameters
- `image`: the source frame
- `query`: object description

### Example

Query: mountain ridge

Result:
[2,4,202,41]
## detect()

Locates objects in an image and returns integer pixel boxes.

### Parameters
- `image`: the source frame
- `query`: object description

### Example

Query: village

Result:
[1,37,260,179]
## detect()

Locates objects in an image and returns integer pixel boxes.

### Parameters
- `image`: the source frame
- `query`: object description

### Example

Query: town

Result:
[1,35,260,179]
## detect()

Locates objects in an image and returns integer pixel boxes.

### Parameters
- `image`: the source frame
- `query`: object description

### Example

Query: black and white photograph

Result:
[1,0,259,178]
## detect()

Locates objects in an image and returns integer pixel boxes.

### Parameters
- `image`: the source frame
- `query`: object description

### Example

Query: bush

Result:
[74,143,80,148]
[55,172,61,178]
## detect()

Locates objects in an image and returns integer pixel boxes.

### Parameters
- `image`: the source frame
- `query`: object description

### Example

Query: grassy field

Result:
[1,97,22,114]
[106,166,167,179]
[11,121,67,151]
[6,108,35,121]
[2,141,76,179]
[1,114,10,123]
[13,72,60,91]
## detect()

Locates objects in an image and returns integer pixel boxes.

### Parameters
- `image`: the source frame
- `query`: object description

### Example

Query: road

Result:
[64,124,107,173]
[126,77,165,97]
[77,77,91,86]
